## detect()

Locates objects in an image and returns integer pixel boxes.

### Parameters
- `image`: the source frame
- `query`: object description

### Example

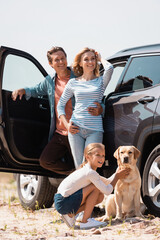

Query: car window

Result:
[104,62,126,96]
[119,55,160,92]
[2,54,44,91]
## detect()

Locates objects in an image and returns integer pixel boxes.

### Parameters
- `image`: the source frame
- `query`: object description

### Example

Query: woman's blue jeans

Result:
[68,127,103,169]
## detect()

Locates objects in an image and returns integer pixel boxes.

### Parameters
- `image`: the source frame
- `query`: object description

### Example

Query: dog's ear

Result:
[133,146,141,159]
[114,147,120,160]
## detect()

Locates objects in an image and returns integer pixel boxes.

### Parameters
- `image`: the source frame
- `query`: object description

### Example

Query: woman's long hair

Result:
[72,47,100,77]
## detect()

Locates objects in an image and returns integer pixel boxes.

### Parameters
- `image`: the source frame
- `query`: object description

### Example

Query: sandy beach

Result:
[0,172,160,240]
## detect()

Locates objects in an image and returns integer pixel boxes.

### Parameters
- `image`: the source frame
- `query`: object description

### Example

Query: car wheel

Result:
[16,174,57,210]
[142,144,160,216]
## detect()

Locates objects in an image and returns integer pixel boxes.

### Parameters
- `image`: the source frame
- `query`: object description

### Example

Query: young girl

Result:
[57,48,113,169]
[54,143,130,230]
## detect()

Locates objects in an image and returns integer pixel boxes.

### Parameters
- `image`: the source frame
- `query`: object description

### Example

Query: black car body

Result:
[0,44,160,215]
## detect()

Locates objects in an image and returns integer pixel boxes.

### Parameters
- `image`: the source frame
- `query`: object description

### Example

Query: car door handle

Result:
[137,96,155,104]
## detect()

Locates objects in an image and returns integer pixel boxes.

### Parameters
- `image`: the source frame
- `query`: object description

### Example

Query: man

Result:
[12,47,103,174]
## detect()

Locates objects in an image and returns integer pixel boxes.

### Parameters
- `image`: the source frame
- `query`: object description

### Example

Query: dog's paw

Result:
[96,216,104,221]
[114,217,123,223]
[96,215,109,222]
[136,212,145,218]
[115,214,122,220]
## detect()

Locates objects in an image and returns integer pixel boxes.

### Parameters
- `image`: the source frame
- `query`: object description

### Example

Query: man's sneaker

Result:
[80,218,107,230]
[76,211,84,222]
[61,214,75,228]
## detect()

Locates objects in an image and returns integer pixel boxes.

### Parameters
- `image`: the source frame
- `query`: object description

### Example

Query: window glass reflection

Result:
[2,55,44,91]
[120,55,160,92]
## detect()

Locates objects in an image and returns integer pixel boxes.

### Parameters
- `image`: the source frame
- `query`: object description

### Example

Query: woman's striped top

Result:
[57,61,113,132]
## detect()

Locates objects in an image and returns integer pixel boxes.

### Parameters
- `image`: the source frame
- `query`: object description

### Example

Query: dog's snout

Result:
[124,157,129,163]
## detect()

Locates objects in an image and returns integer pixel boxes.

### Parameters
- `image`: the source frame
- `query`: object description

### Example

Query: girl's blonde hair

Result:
[80,143,105,168]
[72,47,100,77]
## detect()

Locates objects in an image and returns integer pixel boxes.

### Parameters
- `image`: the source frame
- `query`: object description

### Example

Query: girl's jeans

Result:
[68,127,103,169]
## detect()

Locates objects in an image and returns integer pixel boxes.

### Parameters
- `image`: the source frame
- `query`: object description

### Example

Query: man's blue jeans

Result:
[68,127,103,169]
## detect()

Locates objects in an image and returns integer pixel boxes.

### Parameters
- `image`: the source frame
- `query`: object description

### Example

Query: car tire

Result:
[16,174,57,210]
[142,144,160,216]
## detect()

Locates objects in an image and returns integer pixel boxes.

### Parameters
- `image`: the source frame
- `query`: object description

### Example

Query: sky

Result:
[0,0,160,74]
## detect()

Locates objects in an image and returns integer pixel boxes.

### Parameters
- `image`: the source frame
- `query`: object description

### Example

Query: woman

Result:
[54,143,130,229]
[57,47,113,168]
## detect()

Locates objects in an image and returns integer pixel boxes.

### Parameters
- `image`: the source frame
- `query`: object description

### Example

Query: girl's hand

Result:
[68,122,79,134]
[116,167,131,179]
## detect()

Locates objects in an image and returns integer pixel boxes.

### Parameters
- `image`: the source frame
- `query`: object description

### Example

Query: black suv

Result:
[0,44,160,216]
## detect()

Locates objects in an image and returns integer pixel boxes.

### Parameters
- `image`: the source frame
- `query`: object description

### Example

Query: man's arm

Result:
[87,102,103,116]
[11,75,51,101]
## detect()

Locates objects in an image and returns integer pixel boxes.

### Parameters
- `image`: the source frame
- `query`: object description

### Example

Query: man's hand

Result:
[88,102,103,116]
[12,88,26,101]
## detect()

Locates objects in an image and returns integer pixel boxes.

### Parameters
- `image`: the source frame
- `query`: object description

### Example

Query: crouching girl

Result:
[54,143,130,230]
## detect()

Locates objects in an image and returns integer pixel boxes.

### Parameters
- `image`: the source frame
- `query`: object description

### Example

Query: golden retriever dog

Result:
[101,146,144,221]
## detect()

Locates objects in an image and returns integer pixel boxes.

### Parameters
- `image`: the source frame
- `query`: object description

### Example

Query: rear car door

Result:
[0,46,51,175]
[103,54,160,175]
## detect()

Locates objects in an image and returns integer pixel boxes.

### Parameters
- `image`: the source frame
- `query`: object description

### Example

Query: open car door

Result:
[0,46,52,176]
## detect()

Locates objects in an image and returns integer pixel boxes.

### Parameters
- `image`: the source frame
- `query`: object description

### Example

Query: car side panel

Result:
[152,95,160,132]
[103,85,159,176]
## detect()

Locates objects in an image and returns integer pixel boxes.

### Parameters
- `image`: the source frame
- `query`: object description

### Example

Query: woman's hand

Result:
[68,122,79,134]
[95,52,102,62]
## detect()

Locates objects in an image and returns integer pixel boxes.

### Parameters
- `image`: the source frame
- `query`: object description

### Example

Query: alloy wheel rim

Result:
[19,175,39,201]
[148,156,160,207]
